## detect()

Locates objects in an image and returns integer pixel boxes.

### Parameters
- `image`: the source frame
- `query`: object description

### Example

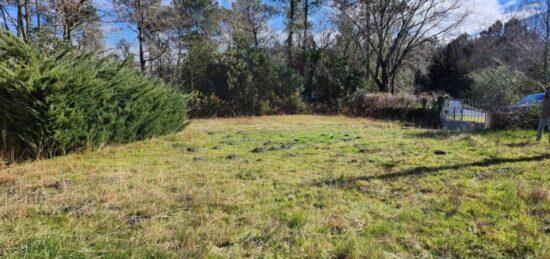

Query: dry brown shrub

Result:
[0,175,16,186]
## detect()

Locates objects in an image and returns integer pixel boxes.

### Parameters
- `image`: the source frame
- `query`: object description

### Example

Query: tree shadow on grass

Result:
[320,154,550,186]
[408,131,539,149]
[407,130,470,140]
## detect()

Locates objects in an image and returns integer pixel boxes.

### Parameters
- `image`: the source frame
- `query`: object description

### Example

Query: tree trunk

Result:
[374,59,389,92]
[136,0,146,72]
[253,29,258,47]
[24,0,31,41]
[545,6,550,84]
[176,40,182,79]
[286,0,296,66]
[544,39,549,84]
[35,0,41,30]
[0,4,9,30]
[62,3,72,43]
[302,0,309,78]
[364,0,371,81]
[149,45,153,75]
[16,0,27,41]
[138,24,146,72]
[390,73,396,94]
[63,19,72,43]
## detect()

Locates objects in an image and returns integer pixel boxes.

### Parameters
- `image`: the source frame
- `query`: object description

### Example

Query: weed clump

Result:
[529,188,549,203]
[285,211,306,229]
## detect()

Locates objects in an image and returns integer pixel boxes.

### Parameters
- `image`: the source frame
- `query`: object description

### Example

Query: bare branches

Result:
[338,0,467,93]
[224,0,276,47]
[0,3,8,30]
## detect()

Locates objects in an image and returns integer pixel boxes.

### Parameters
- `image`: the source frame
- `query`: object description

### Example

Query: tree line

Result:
[1,0,549,116]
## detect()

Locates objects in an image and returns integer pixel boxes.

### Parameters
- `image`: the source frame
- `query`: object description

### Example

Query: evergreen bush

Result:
[0,30,189,160]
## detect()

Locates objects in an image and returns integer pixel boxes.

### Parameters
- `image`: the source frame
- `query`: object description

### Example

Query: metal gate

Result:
[440,99,489,131]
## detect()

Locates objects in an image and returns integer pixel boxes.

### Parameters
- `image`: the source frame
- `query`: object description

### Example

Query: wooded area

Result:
[0,0,549,115]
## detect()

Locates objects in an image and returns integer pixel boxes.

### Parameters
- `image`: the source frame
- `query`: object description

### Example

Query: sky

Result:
[92,0,522,51]
[4,0,525,51]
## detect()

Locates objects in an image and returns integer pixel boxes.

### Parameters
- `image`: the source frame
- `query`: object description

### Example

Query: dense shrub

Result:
[176,37,307,117]
[467,66,543,129]
[224,38,307,115]
[352,93,440,115]
[491,106,542,129]
[468,66,539,112]
[0,30,189,160]
[350,93,443,128]
[188,90,225,117]
[305,48,366,111]
[423,34,474,98]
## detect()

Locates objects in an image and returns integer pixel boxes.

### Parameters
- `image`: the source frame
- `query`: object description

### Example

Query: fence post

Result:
[485,112,492,129]
[436,97,446,129]
[436,97,445,113]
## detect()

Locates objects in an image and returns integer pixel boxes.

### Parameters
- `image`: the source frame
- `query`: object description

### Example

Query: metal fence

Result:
[440,98,489,131]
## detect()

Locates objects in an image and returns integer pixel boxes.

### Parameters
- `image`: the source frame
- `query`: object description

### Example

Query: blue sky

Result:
[93,0,335,50]
[96,0,523,51]
[2,0,526,52]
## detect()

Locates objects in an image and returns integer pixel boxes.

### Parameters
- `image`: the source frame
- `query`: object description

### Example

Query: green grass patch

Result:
[1,115,549,257]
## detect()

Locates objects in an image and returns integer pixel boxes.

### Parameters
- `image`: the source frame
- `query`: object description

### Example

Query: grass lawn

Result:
[1,115,549,258]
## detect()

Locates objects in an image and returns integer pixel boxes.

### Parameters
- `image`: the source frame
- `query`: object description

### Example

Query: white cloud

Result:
[454,0,505,35]
[452,0,541,36]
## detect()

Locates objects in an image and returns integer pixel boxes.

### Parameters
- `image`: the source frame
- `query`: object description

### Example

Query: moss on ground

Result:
[1,115,549,258]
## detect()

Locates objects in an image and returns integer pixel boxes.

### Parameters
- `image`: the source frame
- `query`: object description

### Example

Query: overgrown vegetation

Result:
[1,116,548,257]
[2,1,549,121]
[0,30,189,161]
[185,38,307,117]
[465,66,541,128]
[425,19,544,99]
[351,93,443,128]
[469,66,540,111]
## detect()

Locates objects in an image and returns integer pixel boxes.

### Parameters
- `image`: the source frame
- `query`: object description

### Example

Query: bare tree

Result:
[13,0,33,42]
[0,0,99,46]
[49,0,98,44]
[302,0,309,74]
[35,0,41,29]
[300,0,323,81]
[363,0,371,80]
[24,0,30,38]
[16,0,26,40]
[226,0,275,47]
[286,0,298,66]
[0,2,10,30]
[113,0,153,72]
[339,0,466,93]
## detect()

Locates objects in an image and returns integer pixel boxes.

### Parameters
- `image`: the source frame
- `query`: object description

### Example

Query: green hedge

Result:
[0,30,189,160]
[490,105,542,129]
